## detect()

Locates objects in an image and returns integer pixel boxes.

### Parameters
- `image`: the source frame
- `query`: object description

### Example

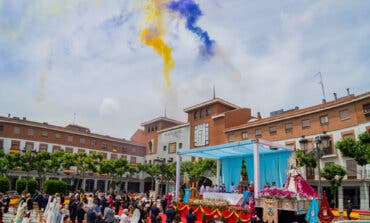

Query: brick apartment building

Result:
[0,116,146,193]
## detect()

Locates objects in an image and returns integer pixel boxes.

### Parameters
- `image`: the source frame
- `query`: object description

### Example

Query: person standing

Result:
[150,201,160,223]
[186,208,196,223]
[76,202,86,223]
[103,205,115,223]
[69,198,78,223]
[165,204,176,223]
[2,193,10,214]
[120,209,131,223]
[86,207,97,223]
[346,200,353,220]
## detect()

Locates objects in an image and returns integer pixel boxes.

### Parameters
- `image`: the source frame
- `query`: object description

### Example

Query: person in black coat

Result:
[160,195,168,213]
[186,208,196,223]
[150,201,160,222]
[165,205,176,223]
[114,197,121,215]
[3,194,10,214]
[69,198,78,223]
[76,202,86,223]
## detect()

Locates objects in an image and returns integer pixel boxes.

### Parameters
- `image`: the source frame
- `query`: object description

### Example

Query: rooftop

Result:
[183,97,240,113]
[225,91,370,132]
[140,116,184,126]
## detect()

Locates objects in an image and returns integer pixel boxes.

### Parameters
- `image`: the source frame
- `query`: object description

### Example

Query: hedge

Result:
[16,178,27,195]
[28,178,39,195]
[43,180,67,195]
[0,177,10,193]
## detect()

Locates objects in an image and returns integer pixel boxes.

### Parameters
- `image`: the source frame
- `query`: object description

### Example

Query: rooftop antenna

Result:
[73,113,76,125]
[315,72,327,102]
[212,85,216,99]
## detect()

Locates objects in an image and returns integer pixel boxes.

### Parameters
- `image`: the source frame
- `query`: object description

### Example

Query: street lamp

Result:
[299,132,330,198]
[21,147,37,192]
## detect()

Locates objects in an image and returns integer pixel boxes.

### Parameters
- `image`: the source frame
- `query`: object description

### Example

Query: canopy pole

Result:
[253,142,260,198]
[175,154,181,201]
[216,159,221,185]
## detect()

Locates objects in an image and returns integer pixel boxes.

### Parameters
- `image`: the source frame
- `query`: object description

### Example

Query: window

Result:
[255,129,262,138]
[11,140,20,150]
[13,126,20,134]
[111,154,118,160]
[346,159,357,179]
[269,126,277,136]
[194,111,198,120]
[91,140,97,146]
[79,137,85,144]
[148,141,153,154]
[339,109,350,120]
[39,144,48,152]
[25,142,34,151]
[55,133,61,139]
[302,119,310,129]
[306,166,315,180]
[342,131,355,140]
[78,149,85,153]
[206,107,211,116]
[322,137,333,155]
[241,132,248,140]
[320,115,329,125]
[169,142,176,154]
[65,147,73,153]
[112,144,118,149]
[194,123,209,146]
[285,123,293,133]
[200,109,205,118]
[130,156,136,164]
[363,103,370,116]
[325,162,334,167]
[41,131,48,138]
[147,127,150,133]
[67,135,73,142]
[163,145,167,151]
[285,141,296,150]
[27,129,34,136]
[227,133,235,142]
[0,124,3,132]
[0,140,3,150]
[178,143,183,149]
[52,146,61,152]
[102,142,107,149]
[191,156,196,162]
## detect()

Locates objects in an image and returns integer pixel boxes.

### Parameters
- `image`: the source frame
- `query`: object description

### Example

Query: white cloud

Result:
[99,97,120,116]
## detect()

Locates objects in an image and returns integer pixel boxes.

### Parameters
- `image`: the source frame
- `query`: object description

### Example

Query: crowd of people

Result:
[3,190,184,223]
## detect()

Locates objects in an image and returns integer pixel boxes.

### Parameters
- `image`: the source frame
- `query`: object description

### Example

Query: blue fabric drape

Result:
[221,150,291,191]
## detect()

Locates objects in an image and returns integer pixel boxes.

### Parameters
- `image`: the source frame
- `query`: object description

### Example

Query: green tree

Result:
[16,178,27,195]
[33,151,52,189]
[72,152,103,191]
[27,178,39,196]
[296,150,317,168]
[137,163,160,190]
[320,163,346,207]
[99,158,130,192]
[43,180,67,195]
[0,177,10,193]
[336,132,370,168]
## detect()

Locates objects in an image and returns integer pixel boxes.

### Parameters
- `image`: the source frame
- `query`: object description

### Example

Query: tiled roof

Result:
[183,97,240,113]
[140,116,184,126]
[225,91,370,132]
[0,116,144,147]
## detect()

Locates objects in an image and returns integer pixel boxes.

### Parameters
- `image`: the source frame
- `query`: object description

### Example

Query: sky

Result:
[1,0,369,139]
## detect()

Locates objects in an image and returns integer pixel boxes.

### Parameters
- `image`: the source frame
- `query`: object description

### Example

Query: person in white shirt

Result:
[120,209,130,223]
[213,185,219,193]
[199,185,205,198]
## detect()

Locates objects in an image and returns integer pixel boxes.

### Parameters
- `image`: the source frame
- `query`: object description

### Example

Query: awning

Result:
[178,139,290,160]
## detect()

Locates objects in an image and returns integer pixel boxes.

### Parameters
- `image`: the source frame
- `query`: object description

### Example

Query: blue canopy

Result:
[178,140,292,191]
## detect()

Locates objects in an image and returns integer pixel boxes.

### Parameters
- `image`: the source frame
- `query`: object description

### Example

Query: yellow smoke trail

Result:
[140,0,175,88]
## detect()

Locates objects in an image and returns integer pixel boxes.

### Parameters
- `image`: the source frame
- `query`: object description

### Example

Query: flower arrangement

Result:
[258,188,297,200]
[191,198,229,207]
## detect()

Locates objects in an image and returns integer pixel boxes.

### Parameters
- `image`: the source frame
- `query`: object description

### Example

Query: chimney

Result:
[22,117,26,121]
[7,114,11,118]
[295,106,299,110]
[257,112,262,120]
[333,93,337,100]
[322,99,326,103]
[346,88,350,96]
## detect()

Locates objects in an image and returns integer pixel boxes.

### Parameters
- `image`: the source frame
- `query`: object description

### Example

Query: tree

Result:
[33,151,52,189]
[72,152,103,191]
[98,158,130,192]
[296,150,317,168]
[336,132,370,167]
[137,163,160,190]
[0,177,10,193]
[320,163,346,207]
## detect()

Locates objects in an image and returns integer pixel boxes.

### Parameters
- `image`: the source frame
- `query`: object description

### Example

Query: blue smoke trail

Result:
[167,0,215,59]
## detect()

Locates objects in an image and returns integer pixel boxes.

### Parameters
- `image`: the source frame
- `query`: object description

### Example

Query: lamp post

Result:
[21,147,37,192]
[299,132,330,198]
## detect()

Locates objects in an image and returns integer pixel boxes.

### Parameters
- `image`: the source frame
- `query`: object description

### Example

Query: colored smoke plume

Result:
[140,0,175,88]
[167,0,215,59]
